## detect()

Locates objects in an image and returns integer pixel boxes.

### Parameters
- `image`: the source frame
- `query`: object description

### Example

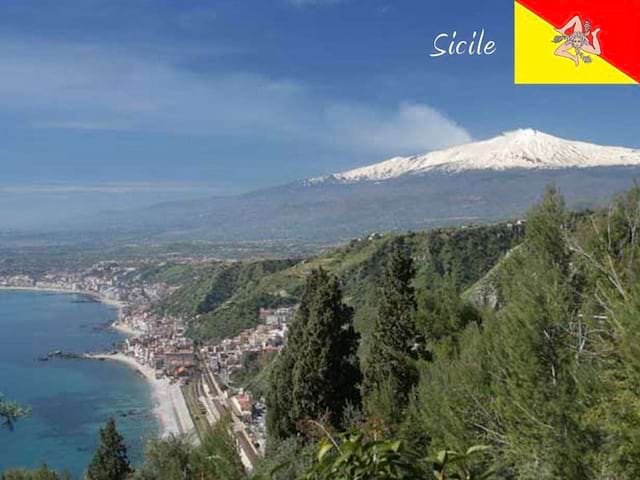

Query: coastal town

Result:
[0,263,296,472]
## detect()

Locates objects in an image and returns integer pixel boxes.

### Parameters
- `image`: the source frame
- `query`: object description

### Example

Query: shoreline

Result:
[1,286,176,436]
[0,286,145,335]
[90,353,195,439]
[0,285,125,308]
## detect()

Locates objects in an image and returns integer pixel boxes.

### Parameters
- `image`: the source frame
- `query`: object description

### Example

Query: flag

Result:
[514,0,640,84]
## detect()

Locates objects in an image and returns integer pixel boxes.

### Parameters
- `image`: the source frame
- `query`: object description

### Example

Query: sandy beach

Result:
[2,287,193,440]
[91,353,195,439]
[111,320,145,337]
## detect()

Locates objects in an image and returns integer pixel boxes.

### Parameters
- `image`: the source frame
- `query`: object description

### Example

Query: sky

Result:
[1,0,639,229]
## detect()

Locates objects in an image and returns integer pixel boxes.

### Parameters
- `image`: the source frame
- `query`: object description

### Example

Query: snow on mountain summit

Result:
[314,129,640,184]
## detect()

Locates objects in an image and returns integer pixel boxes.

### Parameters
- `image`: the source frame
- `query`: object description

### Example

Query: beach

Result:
[91,353,195,439]
[0,289,158,475]
[0,287,189,440]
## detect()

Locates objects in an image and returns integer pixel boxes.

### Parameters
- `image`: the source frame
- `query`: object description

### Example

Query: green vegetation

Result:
[86,418,132,480]
[135,417,246,480]
[0,465,71,480]
[230,350,279,399]
[256,186,640,478]
[303,431,497,480]
[14,186,640,478]
[160,259,298,340]
[0,394,29,431]
[267,269,361,439]
[161,223,523,342]
[361,238,419,430]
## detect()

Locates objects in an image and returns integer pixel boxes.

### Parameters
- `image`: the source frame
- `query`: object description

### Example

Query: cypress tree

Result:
[362,238,419,427]
[291,268,360,430]
[266,278,312,439]
[267,268,360,439]
[86,418,132,480]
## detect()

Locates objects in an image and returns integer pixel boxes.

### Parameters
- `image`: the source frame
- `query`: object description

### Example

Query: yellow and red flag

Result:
[514,0,640,84]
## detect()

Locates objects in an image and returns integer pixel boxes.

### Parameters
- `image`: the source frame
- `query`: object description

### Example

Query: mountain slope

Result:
[312,129,640,183]
[64,130,640,246]
[164,222,525,341]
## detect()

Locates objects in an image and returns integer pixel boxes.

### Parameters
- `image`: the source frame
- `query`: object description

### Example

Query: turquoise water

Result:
[0,290,159,477]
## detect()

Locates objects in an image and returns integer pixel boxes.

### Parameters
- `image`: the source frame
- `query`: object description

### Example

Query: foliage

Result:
[361,238,419,429]
[250,437,312,480]
[86,418,132,480]
[161,259,298,340]
[0,394,30,431]
[160,224,522,342]
[231,350,279,399]
[267,269,361,439]
[301,429,499,480]
[303,433,422,480]
[134,435,193,480]
[413,186,640,478]
[0,466,70,480]
[189,417,247,480]
[428,446,500,480]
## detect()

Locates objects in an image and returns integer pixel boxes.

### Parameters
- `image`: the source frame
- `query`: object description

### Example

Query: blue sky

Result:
[1,0,639,228]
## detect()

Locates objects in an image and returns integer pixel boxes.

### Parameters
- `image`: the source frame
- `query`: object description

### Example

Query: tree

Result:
[86,418,132,480]
[267,269,361,439]
[474,187,593,478]
[416,269,481,348]
[0,394,30,431]
[291,269,361,431]
[134,435,192,480]
[267,283,311,439]
[1,465,70,480]
[361,239,419,428]
[190,417,247,480]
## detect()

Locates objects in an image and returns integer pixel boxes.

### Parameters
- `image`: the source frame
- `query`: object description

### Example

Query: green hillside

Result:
[162,222,525,341]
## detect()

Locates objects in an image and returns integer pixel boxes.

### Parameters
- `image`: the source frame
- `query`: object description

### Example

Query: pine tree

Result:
[361,238,419,427]
[86,418,132,480]
[483,187,590,478]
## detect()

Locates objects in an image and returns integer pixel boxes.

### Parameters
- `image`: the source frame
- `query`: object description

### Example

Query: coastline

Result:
[0,286,144,334]
[0,286,125,309]
[1,286,178,437]
[90,353,195,439]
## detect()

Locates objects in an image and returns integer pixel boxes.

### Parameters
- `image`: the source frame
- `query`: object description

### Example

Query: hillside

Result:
[162,222,525,341]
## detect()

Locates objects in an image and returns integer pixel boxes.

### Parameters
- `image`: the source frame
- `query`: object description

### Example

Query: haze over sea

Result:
[0,290,159,477]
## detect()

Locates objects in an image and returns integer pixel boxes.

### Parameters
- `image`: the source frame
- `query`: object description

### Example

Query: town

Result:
[0,263,297,472]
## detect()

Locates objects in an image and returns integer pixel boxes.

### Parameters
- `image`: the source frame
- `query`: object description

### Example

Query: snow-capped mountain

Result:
[313,129,640,184]
[65,128,640,247]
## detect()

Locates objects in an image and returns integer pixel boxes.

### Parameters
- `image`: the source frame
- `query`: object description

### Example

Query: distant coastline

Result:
[0,285,124,308]
[0,286,139,333]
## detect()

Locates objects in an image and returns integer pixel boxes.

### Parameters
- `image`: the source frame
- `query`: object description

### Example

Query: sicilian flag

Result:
[514,0,640,84]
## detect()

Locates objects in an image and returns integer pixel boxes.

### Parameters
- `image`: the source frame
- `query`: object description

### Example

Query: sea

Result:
[0,289,159,478]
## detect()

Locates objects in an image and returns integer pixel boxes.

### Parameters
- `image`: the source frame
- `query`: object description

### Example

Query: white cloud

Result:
[324,102,471,155]
[0,37,470,158]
